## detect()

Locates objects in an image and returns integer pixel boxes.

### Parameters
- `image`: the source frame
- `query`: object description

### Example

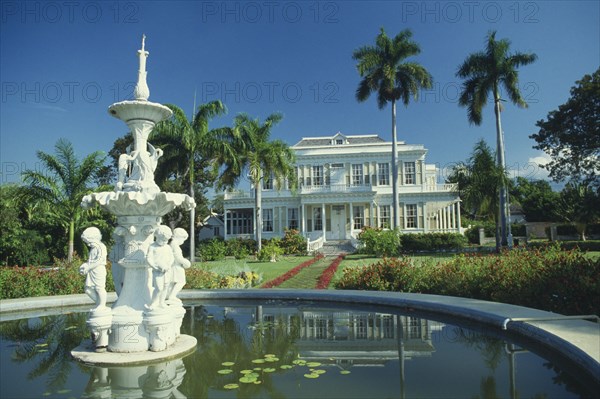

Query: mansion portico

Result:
[223,133,461,242]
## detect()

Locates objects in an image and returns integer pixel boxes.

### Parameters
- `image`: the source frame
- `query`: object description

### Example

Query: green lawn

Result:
[276,257,332,289]
[194,256,315,286]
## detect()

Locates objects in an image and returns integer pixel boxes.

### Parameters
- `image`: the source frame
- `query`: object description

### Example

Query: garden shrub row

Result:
[528,240,600,252]
[198,230,307,261]
[0,257,115,300]
[335,244,600,315]
[357,227,468,256]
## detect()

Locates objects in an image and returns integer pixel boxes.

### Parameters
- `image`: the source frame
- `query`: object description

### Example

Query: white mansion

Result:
[223,133,462,243]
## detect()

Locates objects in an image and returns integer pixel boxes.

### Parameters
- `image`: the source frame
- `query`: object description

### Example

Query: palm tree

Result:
[456,30,537,248]
[448,140,505,243]
[233,113,296,252]
[21,139,106,261]
[153,101,241,263]
[353,28,433,229]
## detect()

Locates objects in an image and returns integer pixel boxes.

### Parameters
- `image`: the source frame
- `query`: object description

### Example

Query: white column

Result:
[224,210,228,240]
[321,203,326,242]
[456,201,462,232]
[301,204,306,237]
[369,202,374,227]
[349,202,354,237]
[423,202,428,233]
[451,204,456,230]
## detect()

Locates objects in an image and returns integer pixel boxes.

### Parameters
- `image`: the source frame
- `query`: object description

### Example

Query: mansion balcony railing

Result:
[224,183,458,200]
[300,183,373,194]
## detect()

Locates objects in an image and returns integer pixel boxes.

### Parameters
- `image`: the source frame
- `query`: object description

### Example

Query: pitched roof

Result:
[293,134,385,148]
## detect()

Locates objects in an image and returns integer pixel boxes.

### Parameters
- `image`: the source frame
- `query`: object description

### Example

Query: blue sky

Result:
[1,0,598,189]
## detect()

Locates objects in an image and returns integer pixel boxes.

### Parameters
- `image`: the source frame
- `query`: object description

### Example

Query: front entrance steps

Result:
[321,240,355,256]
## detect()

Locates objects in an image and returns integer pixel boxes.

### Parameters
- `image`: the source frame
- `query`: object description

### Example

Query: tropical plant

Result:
[448,140,506,245]
[456,30,537,247]
[353,27,432,229]
[233,113,296,251]
[153,101,241,262]
[21,139,107,261]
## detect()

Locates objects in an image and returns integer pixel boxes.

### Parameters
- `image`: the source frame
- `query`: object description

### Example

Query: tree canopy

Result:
[530,68,600,186]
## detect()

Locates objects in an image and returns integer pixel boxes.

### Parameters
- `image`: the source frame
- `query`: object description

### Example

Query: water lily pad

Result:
[239,375,257,384]
[265,357,279,362]
[252,359,265,364]
[253,380,262,384]
[64,326,77,331]
[304,373,320,379]
[306,362,321,367]
[340,370,351,375]
[263,368,276,373]
[240,370,254,374]
[56,389,71,394]
[218,369,233,375]
[313,369,326,375]
[38,349,48,353]
[292,359,306,365]
[221,361,235,367]
[264,353,276,358]
[280,365,293,369]
[35,343,48,347]
[253,367,262,371]
[224,383,239,390]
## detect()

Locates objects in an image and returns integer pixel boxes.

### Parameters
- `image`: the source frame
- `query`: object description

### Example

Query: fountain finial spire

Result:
[134,34,150,101]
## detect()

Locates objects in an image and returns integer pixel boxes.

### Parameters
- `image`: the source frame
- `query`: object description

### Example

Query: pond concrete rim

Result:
[1,289,598,385]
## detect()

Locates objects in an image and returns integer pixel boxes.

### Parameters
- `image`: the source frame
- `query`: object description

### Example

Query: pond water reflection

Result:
[0,301,595,399]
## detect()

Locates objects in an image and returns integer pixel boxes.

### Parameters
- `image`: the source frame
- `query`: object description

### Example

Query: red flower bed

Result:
[261,253,324,288]
[315,254,346,289]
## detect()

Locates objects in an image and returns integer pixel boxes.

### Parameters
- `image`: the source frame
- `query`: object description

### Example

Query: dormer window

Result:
[335,138,344,145]
[332,132,346,145]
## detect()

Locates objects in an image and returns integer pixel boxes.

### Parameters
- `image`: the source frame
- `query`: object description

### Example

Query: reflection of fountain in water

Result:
[82,358,187,399]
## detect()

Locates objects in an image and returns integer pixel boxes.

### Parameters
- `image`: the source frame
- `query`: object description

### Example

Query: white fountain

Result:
[72,36,197,364]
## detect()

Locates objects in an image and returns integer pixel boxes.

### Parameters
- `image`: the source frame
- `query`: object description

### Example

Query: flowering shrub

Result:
[0,256,115,300]
[315,254,346,289]
[185,267,221,289]
[219,271,261,288]
[335,245,600,315]
[261,253,324,288]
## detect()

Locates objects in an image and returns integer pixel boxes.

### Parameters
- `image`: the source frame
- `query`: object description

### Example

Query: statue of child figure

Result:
[146,225,174,310]
[79,227,108,311]
[166,228,191,303]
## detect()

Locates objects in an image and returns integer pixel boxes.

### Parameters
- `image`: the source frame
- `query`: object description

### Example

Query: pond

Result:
[0,300,596,399]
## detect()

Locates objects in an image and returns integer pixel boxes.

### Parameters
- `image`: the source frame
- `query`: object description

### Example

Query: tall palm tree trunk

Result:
[68,220,75,262]
[391,99,399,230]
[494,92,508,250]
[255,177,262,252]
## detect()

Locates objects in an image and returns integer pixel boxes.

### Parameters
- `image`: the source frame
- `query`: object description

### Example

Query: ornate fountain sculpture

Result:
[73,36,197,362]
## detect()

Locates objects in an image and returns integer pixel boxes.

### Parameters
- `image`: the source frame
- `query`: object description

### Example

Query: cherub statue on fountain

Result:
[166,228,191,304]
[79,227,109,311]
[146,225,174,310]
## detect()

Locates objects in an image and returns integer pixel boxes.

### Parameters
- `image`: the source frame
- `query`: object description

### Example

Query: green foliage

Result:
[336,245,600,315]
[198,238,226,261]
[184,267,220,289]
[556,224,578,236]
[280,229,307,255]
[0,256,115,300]
[528,240,600,252]
[401,233,468,251]
[557,182,600,240]
[257,239,284,262]
[225,238,256,259]
[510,177,559,222]
[464,221,496,244]
[531,67,600,185]
[511,224,526,237]
[357,227,401,257]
